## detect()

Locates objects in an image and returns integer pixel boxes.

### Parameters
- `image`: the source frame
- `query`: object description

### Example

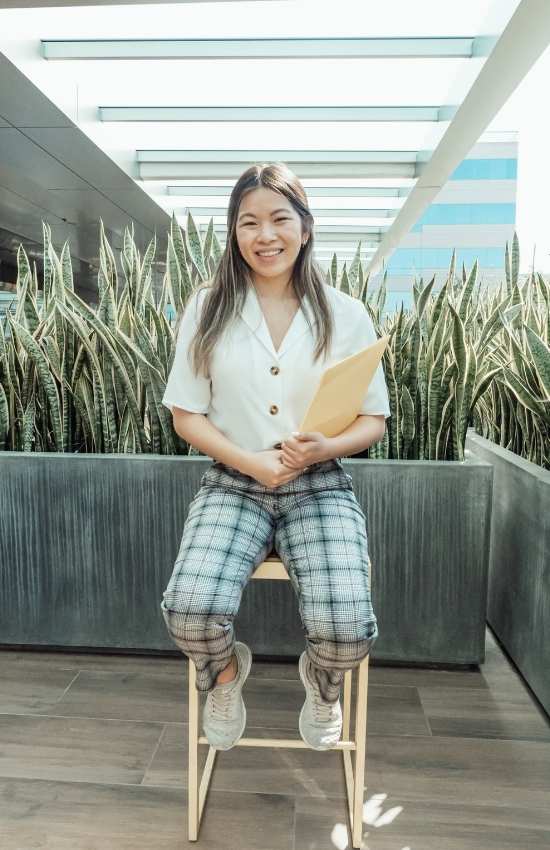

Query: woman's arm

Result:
[172,409,256,474]
[280,414,386,468]
[324,414,386,459]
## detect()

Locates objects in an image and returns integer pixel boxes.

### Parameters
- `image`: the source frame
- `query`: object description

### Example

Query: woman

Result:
[160,162,391,752]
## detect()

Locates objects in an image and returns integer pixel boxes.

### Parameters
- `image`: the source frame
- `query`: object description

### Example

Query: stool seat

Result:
[252,549,289,580]
[186,549,373,848]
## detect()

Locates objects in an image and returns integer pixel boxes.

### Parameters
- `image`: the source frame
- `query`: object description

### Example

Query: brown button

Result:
[270,365,280,375]
[269,404,279,415]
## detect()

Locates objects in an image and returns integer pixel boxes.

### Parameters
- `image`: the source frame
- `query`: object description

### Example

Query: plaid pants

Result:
[160,457,378,703]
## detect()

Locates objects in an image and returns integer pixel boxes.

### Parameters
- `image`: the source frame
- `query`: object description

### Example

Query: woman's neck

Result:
[252,277,296,302]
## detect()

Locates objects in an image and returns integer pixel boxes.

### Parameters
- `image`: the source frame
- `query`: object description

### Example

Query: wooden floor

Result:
[0,626,549,850]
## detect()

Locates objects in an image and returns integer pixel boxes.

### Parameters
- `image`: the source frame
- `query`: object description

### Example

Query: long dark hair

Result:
[183,161,335,378]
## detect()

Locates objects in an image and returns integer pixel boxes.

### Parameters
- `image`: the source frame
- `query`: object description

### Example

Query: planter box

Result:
[465,429,550,716]
[0,450,492,666]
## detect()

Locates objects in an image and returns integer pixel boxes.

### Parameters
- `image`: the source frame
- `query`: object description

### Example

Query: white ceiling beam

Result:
[138,149,420,164]
[367,0,550,277]
[137,149,423,181]
[6,0,265,6]
[99,105,456,122]
[41,36,496,60]
[142,162,418,180]
[165,185,411,198]
[169,206,396,218]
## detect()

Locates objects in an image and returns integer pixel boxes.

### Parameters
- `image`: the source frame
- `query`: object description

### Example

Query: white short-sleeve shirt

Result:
[162,282,391,453]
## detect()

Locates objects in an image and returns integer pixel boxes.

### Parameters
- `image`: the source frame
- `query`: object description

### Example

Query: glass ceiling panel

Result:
[0,0,520,38]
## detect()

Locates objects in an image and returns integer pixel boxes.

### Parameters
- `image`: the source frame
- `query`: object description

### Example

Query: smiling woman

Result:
[159,159,389,759]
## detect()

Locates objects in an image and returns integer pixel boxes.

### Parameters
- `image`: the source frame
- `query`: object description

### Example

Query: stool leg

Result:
[188,659,199,841]
[341,667,356,836]
[342,668,352,740]
[352,653,369,849]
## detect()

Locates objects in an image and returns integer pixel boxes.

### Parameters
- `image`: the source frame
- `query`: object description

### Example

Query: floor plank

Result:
[0,626,548,849]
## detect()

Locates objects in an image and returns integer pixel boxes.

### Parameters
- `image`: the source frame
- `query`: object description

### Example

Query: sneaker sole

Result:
[205,641,252,751]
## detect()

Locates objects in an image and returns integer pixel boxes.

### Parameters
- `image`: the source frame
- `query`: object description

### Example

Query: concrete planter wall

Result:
[0,450,492,666]
[465,429,550,715]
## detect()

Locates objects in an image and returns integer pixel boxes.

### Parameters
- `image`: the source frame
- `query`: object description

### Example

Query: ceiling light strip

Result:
[41,36,496,61]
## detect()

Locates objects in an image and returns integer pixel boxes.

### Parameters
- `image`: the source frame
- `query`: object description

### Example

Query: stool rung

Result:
[197,736,356,750]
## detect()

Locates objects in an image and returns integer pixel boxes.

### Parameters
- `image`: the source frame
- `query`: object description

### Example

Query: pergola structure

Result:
[1,0,550,276]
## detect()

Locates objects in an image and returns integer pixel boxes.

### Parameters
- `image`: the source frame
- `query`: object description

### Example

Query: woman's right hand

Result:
[246,449,305,489]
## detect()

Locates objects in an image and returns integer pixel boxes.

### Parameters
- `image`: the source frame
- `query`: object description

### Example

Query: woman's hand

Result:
[245,432,332,488]
[247,449,304,489]
[280,431,332,469]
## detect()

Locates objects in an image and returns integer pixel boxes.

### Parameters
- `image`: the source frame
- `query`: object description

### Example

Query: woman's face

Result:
[235,186,307,285]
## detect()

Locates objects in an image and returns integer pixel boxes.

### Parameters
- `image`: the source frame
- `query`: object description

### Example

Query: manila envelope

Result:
[299,334,391,437]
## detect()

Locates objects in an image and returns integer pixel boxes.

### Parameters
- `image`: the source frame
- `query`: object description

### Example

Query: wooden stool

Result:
[187,550,372,848]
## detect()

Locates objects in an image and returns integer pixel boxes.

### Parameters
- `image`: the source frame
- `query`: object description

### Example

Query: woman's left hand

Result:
[280,431,332,470]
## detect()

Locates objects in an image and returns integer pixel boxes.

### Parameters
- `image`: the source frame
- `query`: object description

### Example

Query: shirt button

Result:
[269,404,279,415]
[270,366,280,375]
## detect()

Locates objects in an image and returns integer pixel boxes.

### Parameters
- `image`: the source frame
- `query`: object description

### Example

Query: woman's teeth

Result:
[257,249,283,256]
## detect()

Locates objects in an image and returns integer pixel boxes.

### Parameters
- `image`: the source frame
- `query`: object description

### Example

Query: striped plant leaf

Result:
[202,218,215,265]
[400,383,415,458]
[8,316,63,451]
[373,269,387,319]
[497,366,548,418]
[416,275,435,320]
[458,260,478,323]
[511,231,520,288]
[185,210,208,281]
[330,253,337,287]
[430,277,449,332]
[0,380,9,448]
[435,388,454,458]
[449,305,469,460]
[339,264,350,295]
[135,234,157,307]
[359,269,370,303]
[348,242,361,297]
[523,325,550,399]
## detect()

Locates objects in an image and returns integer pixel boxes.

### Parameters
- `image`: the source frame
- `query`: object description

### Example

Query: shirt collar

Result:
[240,283,314,359]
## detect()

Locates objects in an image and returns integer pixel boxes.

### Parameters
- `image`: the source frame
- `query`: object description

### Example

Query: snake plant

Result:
[1,221,548,468]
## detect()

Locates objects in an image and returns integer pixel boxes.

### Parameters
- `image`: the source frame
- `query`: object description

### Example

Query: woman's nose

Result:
[257,224,277,240]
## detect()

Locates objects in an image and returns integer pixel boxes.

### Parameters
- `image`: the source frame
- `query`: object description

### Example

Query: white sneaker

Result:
[202,641,252,751]
[298,650,342,750]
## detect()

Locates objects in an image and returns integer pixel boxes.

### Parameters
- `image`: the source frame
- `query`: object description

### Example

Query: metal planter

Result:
[466,429,550,716]
[0,449,492,666]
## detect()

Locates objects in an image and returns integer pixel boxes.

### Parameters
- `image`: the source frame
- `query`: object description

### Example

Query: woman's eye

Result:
[243,218,288,225]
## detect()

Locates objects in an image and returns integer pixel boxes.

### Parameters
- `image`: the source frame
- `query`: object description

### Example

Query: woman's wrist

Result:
[320,437,338,463]
[233,449,258,477]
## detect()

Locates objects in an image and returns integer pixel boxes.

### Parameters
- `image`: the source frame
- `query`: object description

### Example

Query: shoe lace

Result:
[209,683,236,721]
[312,688,338,723]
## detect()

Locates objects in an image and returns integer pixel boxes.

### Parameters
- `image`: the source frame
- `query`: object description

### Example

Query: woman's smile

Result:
[255,248,285,262]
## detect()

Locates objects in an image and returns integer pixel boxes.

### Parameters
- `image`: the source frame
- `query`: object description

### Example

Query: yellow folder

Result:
[299,334,391,437]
